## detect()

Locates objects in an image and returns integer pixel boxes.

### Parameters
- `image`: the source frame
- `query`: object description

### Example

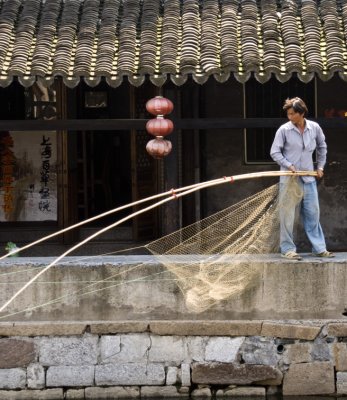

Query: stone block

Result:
[0,339,35,368]
[0,368,26,389]
[178,387,190,395]
[149,321,261,336]
[166,366,178,385]
[38,335,98,366]
[186,336,206,362]
[192,363,281,385]
[337,372,347,395]
[327,323,347,337]
[181,363,191,387]
[99,335,120,362]
[256,368,283,386]
[66,389,85,399]
[95,363,165,386]
[282,361,335,395]
[191,387,212,397]
[224,386,266,397]
[90,321,149,334]
[46,366,94,387]
[149,335,186,364]
[0,389,63,399]
[261,323,320,340]
[333,342,347,371]
[205,337,244,363]
[85,386,140,399]
[27,363,45,389]
[283,343,312,364]
[100,334,150,363]
[141,386,186,398]
[311,338,331,361]
[241,337,278,366]
[216,385,237,397]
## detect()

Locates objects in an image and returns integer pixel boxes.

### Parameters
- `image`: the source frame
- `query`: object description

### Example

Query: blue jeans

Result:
[280,180,327,254]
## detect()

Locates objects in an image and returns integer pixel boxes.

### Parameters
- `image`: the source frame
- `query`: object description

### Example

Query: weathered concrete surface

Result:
[0,254,347,321]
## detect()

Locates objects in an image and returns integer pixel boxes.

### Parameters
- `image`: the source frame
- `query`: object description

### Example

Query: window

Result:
[244,76,315,164]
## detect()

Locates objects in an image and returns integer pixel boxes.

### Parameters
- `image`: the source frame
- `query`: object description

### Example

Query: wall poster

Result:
[0,131,58,222]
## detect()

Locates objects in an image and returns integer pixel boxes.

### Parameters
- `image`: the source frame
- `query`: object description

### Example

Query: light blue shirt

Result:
[270,119,327,183]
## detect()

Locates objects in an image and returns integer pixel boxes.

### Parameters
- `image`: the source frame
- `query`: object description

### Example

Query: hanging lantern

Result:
[146,96,174,116]
[146,137,172,159]
[146,116,173,137]
[145,96,174,159]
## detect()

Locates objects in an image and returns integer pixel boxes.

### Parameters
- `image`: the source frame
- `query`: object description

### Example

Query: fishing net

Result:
[0,175,306,318]
[146,177,303,312]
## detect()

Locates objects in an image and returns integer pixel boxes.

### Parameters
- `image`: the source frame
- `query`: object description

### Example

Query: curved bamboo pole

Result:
[0,170,317,313]
[0,178,227,261]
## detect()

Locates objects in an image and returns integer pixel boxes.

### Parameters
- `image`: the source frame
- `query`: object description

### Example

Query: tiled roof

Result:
[0,0,347,88]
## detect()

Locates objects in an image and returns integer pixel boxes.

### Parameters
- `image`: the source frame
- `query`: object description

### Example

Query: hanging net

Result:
[146,177,303,312]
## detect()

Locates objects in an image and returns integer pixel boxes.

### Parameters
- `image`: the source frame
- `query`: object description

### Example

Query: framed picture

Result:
[0,131,57,222]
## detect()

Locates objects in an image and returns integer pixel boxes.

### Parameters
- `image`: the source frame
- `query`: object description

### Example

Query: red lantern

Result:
[146,116,174,137]
[146,137,172,159]
[145,96,174,159]
[146,96,174,116]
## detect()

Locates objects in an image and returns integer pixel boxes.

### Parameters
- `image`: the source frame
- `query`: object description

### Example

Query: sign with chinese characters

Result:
[0,131,57,222]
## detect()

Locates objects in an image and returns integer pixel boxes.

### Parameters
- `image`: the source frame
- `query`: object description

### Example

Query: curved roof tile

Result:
[0,0,346,87]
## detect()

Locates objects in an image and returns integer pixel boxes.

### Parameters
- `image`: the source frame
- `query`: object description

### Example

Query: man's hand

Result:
[317,168,324,179]
[288,165,296,173]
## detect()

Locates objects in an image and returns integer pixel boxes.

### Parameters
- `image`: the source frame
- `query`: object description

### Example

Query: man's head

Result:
[283,97,308,116]
[283,97,308,125]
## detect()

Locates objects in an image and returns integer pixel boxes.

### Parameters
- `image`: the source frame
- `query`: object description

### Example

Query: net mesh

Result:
[146,178,303,313]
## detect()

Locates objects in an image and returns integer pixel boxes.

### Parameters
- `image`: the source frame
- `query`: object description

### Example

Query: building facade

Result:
[0,0,346,254]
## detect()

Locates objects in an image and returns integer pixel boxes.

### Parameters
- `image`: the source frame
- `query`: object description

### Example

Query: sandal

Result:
[312,250,335,258]
[281,251,302,260]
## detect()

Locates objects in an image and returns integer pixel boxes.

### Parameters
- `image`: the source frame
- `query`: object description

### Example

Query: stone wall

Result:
[1,320,347,399]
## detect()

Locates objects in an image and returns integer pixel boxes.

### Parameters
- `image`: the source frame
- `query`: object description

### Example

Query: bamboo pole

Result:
[0,178,223,261]
[0,170,317,313]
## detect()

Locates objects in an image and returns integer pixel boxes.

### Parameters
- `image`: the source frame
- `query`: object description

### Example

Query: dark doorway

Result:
[75,130,131,224]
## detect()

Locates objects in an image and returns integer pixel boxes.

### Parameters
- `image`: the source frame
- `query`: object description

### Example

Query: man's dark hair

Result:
[283,97,308,116]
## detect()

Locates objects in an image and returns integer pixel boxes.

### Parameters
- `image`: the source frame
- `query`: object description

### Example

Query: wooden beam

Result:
[0,118,346,131]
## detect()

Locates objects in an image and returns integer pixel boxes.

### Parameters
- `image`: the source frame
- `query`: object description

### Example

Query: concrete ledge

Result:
[0,253,347,321]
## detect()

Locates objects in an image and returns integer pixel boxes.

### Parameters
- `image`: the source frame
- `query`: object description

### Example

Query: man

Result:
[270,97,334,260]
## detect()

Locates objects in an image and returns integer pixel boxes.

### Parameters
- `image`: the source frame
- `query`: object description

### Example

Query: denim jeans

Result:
[280,180,327,254]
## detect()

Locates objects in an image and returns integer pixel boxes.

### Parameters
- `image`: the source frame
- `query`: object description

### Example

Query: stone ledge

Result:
[261,322,322,340]
[0,322,87,337]
[90,321,149,334]
[149,321,262,336]
[0,320,346,337]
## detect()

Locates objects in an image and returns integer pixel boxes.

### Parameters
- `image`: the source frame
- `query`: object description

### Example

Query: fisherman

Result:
[270,97,334,260]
